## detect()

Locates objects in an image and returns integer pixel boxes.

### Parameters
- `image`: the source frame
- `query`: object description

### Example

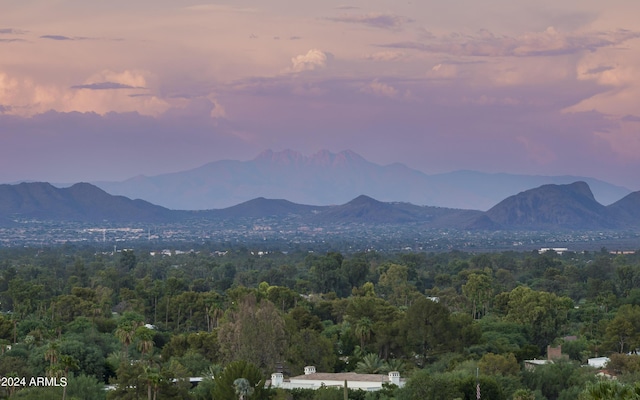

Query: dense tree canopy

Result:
[0,244,638,399]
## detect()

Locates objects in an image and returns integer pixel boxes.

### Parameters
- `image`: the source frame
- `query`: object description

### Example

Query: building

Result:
[587,357,610,369]
[524,345,567,370]
[270,366,404,391]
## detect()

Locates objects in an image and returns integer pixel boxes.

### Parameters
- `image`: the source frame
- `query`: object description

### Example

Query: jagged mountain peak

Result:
[309,149,366,167]
[254,149,306,165]
[541,181,595,201]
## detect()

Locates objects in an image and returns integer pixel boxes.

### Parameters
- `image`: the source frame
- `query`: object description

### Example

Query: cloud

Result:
[0,105,10,113]
[326,13,412,30]
[0,38,25,43]
[379,28,640,57]
[365,51,406,62]
[0,69,168,117]
[586,66,615,74]
[0,28,27,35]
[71,82,146,90]
[360,80,399,98]
[184,4,259,13]
[40,35,74,41]
[288,49,329,73]
[289,36,302,40]
[622,114,640,122]
[87,70,149,89]
[335,5,359,10]
[39,34,98,41]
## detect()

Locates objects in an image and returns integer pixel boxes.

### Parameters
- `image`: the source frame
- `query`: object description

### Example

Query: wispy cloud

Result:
[71,82,146,90]
[0,28,27,35]
[325,13,412,30]
[40,35,74,41]
[364,51,406,62]
[622,114,640,122]
[0,38,25,43]
[379,28,640,57]
[184,4,259,13]
[586,65,615,74]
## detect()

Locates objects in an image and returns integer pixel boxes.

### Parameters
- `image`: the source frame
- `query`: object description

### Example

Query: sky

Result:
[1,0,640,190]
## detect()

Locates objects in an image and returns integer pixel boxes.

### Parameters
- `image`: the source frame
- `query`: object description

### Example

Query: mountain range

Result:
[92,149,632,211]
[1,180,640,231]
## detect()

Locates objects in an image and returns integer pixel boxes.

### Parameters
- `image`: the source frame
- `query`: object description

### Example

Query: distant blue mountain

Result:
[92,150,631,211]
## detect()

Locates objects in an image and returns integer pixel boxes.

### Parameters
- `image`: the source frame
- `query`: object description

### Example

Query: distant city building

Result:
[538,248,569,255]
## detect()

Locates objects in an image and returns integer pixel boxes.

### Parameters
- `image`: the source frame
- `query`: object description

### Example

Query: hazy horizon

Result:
[2,1,640,190]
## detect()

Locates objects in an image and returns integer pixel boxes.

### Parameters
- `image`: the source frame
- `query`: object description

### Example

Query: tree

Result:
[605,305,640,354]
[355,353,384,374]
[478,352,519,376]
[115,322,137,356]
[401,296,452,364]
[218,294,286,372]
[135,326,155,358]
[523,359,595,400]
[354,317,373,349]
[59,354,80,400]
[286,328,336,375]
[211,360,267,400]
[377,264,417,307]
[44,341,59,368]
[308,253,349,296]
[512,388,536,400]
[140,364,162,400]
[462,273,493,319]
[503,286,573,349]
[579,380,640,400]
[234,378,255,400]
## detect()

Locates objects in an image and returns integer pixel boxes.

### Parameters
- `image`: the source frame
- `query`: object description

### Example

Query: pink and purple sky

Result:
[1,0,639,189]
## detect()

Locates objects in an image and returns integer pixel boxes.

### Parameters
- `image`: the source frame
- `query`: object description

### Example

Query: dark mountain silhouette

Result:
[0,182,175,223]
[93,149,631,211]
[607,191,640,227]
[314,195,485,226]
[211,197,325,219]
[1,181,639,230]
[484,181,617,229]
[315,195,426,224]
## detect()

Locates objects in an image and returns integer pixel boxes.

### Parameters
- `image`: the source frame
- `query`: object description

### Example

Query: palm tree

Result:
[233,377,254,400]
[355,353,384,374]
[135,326,155,357]
[140,364,162,400]
[382,358,406,374]
[59,354,79,400]
[354,317,373,349]
[44,341,59,367]
[115,321,136,355]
